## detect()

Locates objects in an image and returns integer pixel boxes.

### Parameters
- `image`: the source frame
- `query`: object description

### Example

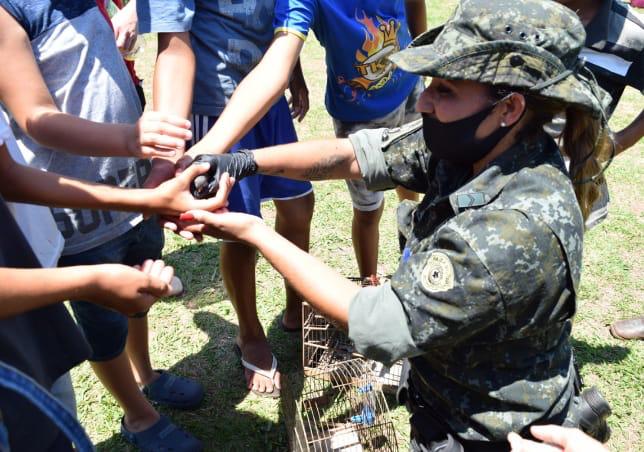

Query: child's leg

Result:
[334,131,387,279]
[190,113,282,395]
[126,316,154,384]
[90,354,159,432]
[122,218,164,386]
[350,199,385,278]
[274,191,315,328]
[220,241,280,393]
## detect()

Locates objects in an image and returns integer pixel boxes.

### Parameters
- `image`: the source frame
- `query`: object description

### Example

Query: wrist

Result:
[123,123,137,157]
[242,219,272,247]
[75,266,102,301]
[138,188,164,214]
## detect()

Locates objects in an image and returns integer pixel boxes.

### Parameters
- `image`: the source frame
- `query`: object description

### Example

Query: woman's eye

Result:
[435,86,453,97]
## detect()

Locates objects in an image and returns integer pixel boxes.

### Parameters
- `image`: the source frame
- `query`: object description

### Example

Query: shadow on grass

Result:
[94,240,308,451]
[572,338,630,369]
[95,312,301,451]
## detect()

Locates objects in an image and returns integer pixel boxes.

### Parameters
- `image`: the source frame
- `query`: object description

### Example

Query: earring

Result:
[500,121,507,127]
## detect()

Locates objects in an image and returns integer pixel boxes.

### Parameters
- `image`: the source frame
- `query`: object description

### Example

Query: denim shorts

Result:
[58,217,164,362]
[333,79,424,211]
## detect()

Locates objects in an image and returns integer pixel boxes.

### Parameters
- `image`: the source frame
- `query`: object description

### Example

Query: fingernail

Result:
[179,213,195,221]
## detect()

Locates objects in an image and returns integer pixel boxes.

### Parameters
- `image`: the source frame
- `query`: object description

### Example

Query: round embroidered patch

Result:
[421,252,455,292]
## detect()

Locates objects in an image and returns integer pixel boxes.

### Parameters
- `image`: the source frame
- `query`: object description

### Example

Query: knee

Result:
[353,205,383,228]
[277,193,315,229]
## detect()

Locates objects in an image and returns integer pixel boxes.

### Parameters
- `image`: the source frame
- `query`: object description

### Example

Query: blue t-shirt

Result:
[138,0,275,117]
[274,0,419,122]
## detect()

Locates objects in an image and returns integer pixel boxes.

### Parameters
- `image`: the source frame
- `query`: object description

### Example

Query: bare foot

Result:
[236,338,281,395]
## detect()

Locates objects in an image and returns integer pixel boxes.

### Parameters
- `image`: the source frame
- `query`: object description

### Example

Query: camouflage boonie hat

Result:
[390,0,609,117]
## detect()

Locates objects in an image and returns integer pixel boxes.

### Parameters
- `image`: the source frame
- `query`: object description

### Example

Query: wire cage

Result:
[302,302,356,375]
[302,302,403,392]
[292,359,398,452]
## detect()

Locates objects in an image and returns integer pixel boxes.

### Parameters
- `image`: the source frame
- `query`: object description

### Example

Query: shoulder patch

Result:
[421,252,455,292]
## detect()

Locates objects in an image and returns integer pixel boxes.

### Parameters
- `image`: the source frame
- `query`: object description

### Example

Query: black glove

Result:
[189,150,258,199]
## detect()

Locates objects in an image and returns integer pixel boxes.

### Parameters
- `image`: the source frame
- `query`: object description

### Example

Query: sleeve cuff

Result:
[274,27,308,41]
[349,129,396,192]
[139,22,192,33]
[348,283,422,367]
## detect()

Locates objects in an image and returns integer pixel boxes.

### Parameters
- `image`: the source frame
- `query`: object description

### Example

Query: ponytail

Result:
[561,107,614,221]
[511,94,614,222]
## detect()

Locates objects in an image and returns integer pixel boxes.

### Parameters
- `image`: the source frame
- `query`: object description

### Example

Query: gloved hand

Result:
[189,151,258,199]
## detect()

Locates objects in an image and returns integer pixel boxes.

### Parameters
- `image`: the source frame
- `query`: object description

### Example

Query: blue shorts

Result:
[190,97,313,217]
[57,218,164,362]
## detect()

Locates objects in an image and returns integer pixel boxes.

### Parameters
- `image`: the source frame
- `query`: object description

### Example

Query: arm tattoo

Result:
[302,154,351,180]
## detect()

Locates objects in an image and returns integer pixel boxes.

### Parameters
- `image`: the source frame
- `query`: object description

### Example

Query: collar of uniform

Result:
[584,0,614,49]
[446,133,561,213]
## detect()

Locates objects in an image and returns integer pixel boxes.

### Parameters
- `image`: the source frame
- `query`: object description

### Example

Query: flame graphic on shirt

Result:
[348,11,401,91]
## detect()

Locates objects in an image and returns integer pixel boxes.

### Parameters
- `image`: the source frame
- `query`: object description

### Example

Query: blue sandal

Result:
[142,370,204,410]
[121,415,203,452]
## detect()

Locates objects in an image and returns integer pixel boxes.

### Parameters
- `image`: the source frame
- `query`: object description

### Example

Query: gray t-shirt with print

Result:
[0,0,149,255]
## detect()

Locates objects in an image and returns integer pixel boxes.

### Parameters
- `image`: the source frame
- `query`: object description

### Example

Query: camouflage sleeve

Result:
[390,209,569,349]
[348,283,423,367]
[349,119,431,193]
[349,127,396,191]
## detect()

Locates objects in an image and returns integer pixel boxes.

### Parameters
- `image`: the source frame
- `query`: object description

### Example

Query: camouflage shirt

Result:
[347,120,584,442]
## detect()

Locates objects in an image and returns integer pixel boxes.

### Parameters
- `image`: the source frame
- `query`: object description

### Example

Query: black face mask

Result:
[422,101,513,167]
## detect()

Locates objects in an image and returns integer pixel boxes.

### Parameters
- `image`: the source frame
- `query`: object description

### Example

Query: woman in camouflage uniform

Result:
[179,0,614,450]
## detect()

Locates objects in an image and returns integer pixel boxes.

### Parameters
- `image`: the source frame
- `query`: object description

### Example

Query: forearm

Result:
[405,0,428,38]
[615,109,644,154]
[291,58,307,90]
[154,32,194,120]
[248,224,359,327]
[22,108,134,157]
[253,138,361,181]
[0,162,156,213]
[0,266,95,318]
[188,33,302,156]
[188,66,287,156]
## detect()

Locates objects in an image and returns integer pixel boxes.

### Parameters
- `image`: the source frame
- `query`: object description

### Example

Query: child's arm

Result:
[186,32,304,157]
[614,109,644,155]
[405,0,428,38]
[144,31,196,188]
[153,32,195,120]
[0,260,173,319]
[0,143,233,217]
[288,58,309,123]
[0,7,191,159]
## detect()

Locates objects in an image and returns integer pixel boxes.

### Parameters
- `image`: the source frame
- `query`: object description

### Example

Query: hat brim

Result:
[390,37,608,117]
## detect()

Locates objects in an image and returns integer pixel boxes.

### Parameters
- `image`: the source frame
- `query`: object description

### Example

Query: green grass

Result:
[73,1,643,450]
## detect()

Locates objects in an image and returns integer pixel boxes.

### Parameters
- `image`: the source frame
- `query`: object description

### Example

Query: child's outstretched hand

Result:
[128,111,192,158]
[86,259,174,317]
[150,166,235,217]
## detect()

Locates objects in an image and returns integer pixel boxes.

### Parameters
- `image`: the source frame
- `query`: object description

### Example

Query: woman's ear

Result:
[499,93,526,128]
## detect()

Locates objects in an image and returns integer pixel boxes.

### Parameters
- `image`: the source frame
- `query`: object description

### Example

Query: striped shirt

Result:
[582,0,644,115]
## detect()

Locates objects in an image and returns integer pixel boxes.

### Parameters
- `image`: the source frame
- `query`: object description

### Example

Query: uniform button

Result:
[382,131,389,141]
